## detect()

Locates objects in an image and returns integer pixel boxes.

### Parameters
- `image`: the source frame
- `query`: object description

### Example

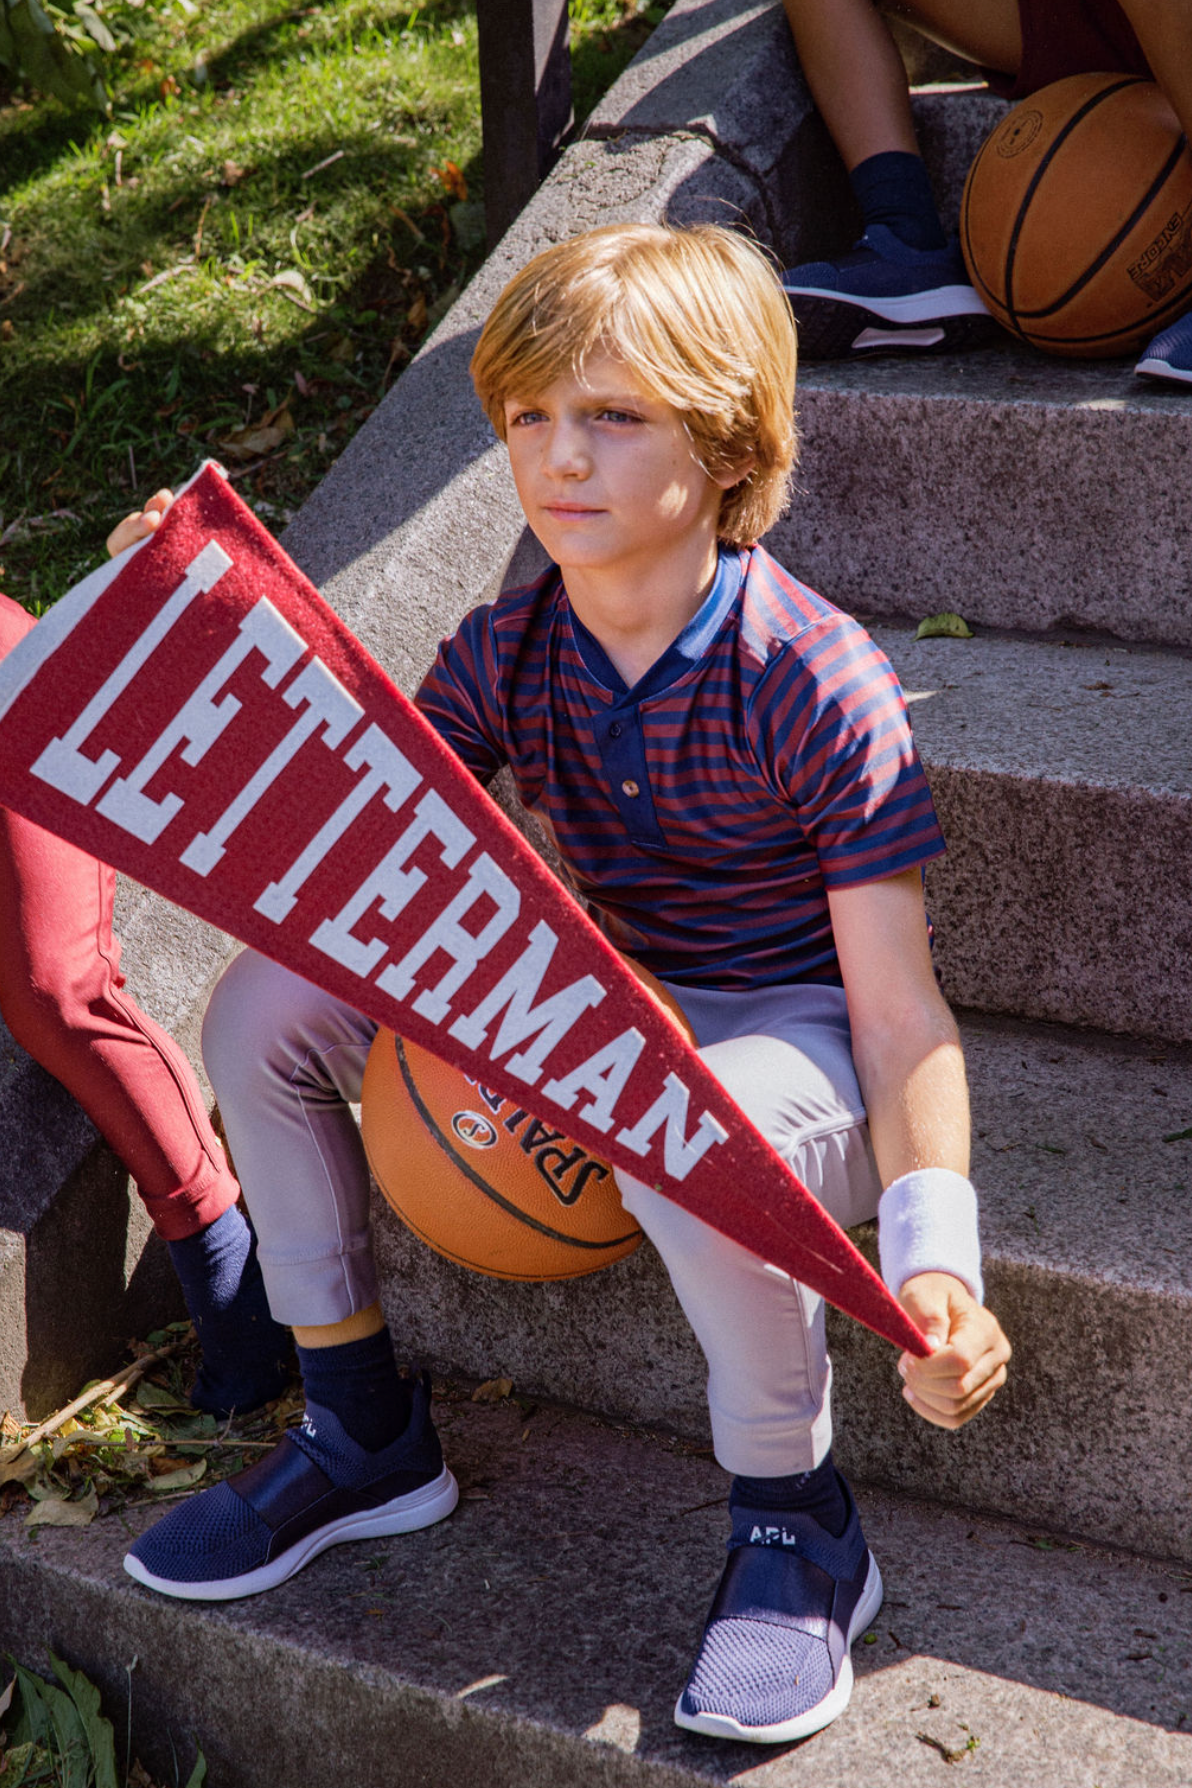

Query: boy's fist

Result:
[896,1271,1010,1430]
[106,488,174,559]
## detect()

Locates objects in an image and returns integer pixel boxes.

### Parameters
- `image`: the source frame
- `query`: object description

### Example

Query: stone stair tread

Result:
[5,1388,1191,1788]
[872,623,1192,796]
[798,338,1185,411]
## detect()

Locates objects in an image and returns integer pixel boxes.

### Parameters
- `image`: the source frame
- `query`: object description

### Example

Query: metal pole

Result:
[477,0,573,250]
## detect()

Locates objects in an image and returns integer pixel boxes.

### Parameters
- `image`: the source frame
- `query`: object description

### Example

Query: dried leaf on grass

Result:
[217,404,295,461]
[267,268,315,310]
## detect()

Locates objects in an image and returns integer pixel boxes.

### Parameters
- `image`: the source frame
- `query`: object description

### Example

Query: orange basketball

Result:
[360,962,694,1281]
[960,75,1192,356]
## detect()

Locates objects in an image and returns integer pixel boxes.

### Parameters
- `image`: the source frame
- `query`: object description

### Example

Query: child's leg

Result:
[0,594,288,1416]
[616,982,877,1479]
[0,806,237,1242]
[617,982,885,1744]
[781,1,1021,356]
[123,952,458,1601]
[784,0,1021,167]
[200,949,382,1324]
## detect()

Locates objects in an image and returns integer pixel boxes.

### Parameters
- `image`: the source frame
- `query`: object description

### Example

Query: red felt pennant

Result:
[0,465,927,1356]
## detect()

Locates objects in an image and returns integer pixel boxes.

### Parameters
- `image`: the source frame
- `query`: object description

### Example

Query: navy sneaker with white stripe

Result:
[782,226,994,360]
[675,1479,882,1744]
[1135,311,1192,387]
[123,1373,457,1601]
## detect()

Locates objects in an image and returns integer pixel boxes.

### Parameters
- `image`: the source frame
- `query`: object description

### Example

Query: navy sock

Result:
[168,1205,292,1417]
[295,1327,413,1454]
[730,1454,849,1538]
[850,150,947,252]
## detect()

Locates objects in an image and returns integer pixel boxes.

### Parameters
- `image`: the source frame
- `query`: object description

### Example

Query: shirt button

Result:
[609,721,623,739]
[621,779,640,797]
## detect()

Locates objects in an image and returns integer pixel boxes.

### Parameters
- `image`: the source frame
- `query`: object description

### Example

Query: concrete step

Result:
[366,1011,1192,1562]
[0,1024,182,1421]
[774,345,1192,649]
[4,1386,1191,1788]
[869,622,1192,1044]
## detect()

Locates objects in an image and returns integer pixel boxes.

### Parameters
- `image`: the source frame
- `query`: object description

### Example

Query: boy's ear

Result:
[713,451,755,491]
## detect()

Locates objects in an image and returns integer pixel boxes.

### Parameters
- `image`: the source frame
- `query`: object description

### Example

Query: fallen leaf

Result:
[217,410,295,461]
[267,269,315,311]
[472,1377,513,1404]
[406,292,428,331]
[149,1459,207,1492]
[0,1450,42,1488]
[434,160,468,202]
[915,612,973,640]
[136,1380,188,1411]
[25,1488,99,1529]
[222,160,247,186]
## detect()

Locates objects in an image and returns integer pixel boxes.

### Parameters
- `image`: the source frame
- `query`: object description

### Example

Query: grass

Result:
[0,0,671,614]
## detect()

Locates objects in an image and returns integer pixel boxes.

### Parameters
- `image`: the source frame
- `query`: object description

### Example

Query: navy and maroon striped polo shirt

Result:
[416,544,943,991]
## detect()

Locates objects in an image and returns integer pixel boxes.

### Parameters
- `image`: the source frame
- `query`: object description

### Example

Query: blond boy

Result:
[117,224,1009,1743]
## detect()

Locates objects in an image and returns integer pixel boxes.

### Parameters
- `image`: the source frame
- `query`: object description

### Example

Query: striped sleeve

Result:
[414,603,508,785]
[749,612,945,885]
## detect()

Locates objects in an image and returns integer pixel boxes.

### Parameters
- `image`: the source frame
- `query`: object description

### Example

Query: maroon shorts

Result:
[983,0,1152,101]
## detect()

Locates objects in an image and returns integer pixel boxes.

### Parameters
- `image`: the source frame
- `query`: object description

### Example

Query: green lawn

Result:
[0,0,670,613]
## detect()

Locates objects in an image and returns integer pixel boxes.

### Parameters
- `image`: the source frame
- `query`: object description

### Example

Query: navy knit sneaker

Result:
[123,1373,457,1601]
[781,225,994,360]
[1135,311,1192,387]
[674,1479,882,1744]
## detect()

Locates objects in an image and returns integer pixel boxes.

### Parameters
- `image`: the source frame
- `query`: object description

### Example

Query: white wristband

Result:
[878,1168,984,1305]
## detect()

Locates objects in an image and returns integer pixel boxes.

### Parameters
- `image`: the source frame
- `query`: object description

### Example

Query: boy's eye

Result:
[506,406,546,427]
[599,407,642,424]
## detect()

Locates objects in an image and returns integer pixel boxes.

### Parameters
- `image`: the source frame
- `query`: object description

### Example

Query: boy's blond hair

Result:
[470,223,798,546]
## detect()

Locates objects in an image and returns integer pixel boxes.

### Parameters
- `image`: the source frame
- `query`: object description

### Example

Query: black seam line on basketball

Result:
[393,1036,638,1251]
[1023,279,1192,346]
[1003,76,1148,334]
[1014,137,1191,320]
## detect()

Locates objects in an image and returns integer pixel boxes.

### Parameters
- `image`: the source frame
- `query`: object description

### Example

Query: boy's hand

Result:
[106,488,174,559]
[896,1271,1010,1430]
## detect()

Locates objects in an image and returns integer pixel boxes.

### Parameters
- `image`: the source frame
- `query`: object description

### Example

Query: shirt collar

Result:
[566,547,746,700]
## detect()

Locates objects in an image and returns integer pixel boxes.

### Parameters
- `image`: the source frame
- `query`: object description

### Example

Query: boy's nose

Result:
[544,421,590,476]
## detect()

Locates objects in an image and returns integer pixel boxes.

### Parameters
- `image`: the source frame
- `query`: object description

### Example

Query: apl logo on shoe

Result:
[749,1524,802,1548]
[451,1110,499,1150]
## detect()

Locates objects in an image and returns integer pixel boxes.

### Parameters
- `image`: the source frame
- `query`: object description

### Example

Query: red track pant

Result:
[0,593,238,1240]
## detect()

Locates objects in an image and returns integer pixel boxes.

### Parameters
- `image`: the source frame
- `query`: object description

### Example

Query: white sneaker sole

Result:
[1135,355,1192,386]
[781,282,990,325]
[673,1552,884,1745]
[123,1467,459,1602]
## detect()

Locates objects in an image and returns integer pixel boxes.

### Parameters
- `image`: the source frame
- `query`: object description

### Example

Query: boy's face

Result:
[501,351,728,587]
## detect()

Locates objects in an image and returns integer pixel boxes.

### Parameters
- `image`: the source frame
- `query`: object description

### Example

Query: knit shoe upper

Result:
[675,1480,883,1744]
[123,1373,457,1601]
